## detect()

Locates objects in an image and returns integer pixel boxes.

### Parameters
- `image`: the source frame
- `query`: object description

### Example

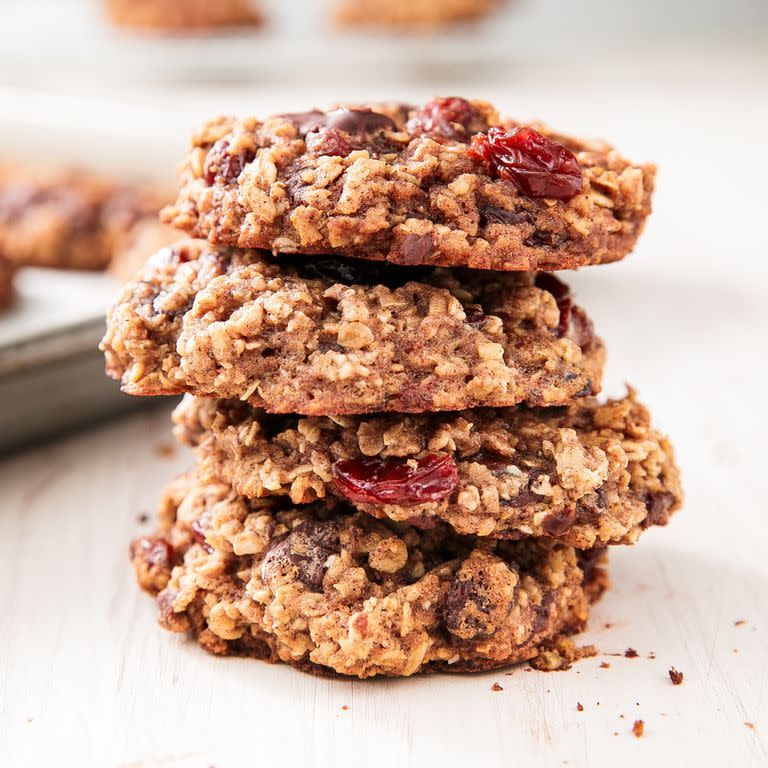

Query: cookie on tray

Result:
[173,390,681,547]
[162,98,655,271]
[335,0,503,28]
[101,241,604,415]
[105,0,261,31]
[0,164,169,270]
[131,471,608,678]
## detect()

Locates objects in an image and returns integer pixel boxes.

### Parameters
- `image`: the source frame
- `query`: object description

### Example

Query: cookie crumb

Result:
[632,720,644,738]
[647,652,656,659]
[668,667,684,685]
[137,513,149,524]
[624,647,639,658]
[576,702,584,712]
[154,442,175,458]
[491,682,503,692]
[745,722,755,731]
[530,638,597,671]
[600,661,611,669]
[734,619,747,627]
[341,705,349,711]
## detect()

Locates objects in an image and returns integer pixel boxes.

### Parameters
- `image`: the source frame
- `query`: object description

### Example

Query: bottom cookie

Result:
[131,472,608,678]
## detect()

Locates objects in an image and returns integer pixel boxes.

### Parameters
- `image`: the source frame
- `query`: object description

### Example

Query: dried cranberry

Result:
[191,516,213,554]
[332,454,459,506]
[407,97,478,139]
[535,272,570,302]
[469,126,583,200]
[535,273,594,348]
[305,127,352,157]
[567,304,595,349]
[133,536,174,569]
[203,137,255,185]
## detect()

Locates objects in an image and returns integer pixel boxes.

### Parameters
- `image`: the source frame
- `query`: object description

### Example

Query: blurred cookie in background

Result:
[109,219,181,282]
[0,255,15,309]
[0,164,170,271]
[105,0,262,32]
[334,0,504,29]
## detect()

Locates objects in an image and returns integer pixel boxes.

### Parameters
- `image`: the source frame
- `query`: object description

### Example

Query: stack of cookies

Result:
[103,98,682,678]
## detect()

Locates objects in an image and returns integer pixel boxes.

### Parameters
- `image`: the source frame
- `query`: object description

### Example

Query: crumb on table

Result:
[668,667,684,685]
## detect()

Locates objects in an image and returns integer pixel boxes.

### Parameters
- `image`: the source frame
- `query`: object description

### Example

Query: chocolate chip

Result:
[261,520,340,590]
[542,507,577,537]
[324,108,398,136]
[462,303,486,328]
[643,491,675,527]
[443,578,493,640]
[525,230,567,249]
[480,206,535,226]
[279,110,327,135]
[572,380,593,398]
[277,252,429,290]
[396,233,434,265]
[576,546,606,578]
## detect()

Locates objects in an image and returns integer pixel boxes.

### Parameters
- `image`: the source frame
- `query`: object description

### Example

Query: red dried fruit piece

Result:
[133,536,174,569]
[203,136,255,185]
[469,126,583,200]
[535,272,570,302]
[305,128,353,157]
[408,97,478,139]
[332,454,459,506]
[535,273,594,348]
[191,516,213,554]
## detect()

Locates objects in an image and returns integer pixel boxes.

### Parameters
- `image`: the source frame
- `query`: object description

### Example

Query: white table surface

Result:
[1,44,767,768]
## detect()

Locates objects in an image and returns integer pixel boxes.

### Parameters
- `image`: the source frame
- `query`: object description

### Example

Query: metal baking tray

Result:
[0,268,158,455]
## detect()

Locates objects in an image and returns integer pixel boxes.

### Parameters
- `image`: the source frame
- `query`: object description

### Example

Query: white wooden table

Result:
[1,43,767,768]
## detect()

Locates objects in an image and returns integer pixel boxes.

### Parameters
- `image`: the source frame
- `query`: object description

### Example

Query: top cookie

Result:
[163,98,655,271]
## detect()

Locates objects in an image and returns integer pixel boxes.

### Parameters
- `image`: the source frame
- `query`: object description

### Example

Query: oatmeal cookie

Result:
[101,241,604,415]
[0,164,169,270]
[105,0,261,31]
[335,0,502,28]
[173,390,681,547]
[162,98,655,271]
[131,472,607,677]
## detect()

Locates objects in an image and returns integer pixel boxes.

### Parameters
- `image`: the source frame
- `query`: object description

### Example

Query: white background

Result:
[0,2,767,766]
